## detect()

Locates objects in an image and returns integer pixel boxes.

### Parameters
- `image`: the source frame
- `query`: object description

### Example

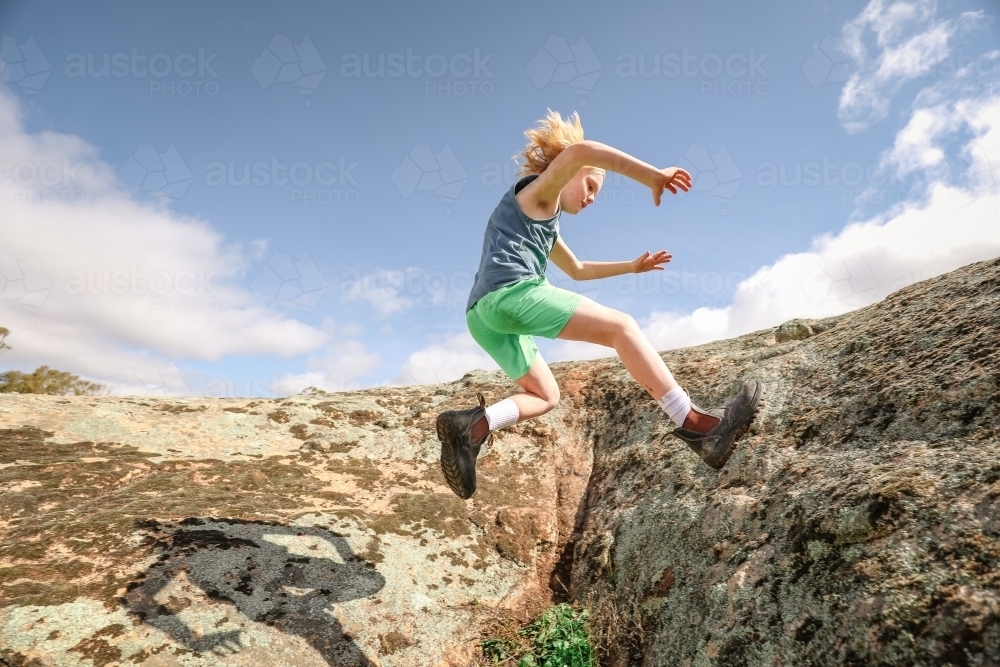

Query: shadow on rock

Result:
[123,518,385,666]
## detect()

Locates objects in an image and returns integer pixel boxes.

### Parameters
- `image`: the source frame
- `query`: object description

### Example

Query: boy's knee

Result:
[546,388,560,411]
[615,312,641,336]
[539,384,560,411]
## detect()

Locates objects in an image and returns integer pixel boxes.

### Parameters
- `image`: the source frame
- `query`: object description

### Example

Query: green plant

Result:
[517,604,594,667]
[481,636,517,664]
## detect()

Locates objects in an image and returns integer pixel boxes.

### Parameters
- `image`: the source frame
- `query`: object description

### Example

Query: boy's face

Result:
[559,169,604,214]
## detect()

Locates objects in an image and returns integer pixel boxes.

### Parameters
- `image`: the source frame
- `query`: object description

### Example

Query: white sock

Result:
[658,386,691,428]
[485,398,520,431]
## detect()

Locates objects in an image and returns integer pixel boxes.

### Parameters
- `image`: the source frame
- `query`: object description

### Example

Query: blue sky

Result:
[0,0,998,396]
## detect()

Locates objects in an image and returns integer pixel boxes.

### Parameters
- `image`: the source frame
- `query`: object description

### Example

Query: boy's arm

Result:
[549,236,582,279]
[526,140,692,211]
[550,237,672,281]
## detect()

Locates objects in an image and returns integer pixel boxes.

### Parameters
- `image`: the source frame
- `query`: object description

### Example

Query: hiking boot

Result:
[672,380,765,469]
[436,392,494,499]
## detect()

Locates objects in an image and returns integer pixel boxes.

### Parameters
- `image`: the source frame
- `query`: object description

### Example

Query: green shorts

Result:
[466,276,582,381]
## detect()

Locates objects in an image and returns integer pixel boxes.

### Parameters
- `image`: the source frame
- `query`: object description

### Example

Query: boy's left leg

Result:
[556,294,764,470]
[556,295,719,431]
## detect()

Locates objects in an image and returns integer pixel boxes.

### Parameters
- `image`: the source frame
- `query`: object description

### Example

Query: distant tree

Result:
[0,327,104,395]
[0,366,104,396]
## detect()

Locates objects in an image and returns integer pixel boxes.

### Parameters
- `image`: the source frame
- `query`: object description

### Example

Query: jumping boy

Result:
[436,110,763,499]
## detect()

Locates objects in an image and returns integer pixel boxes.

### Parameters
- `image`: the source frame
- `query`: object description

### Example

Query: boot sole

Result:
[436,412,475,499]
[707,381,765,469]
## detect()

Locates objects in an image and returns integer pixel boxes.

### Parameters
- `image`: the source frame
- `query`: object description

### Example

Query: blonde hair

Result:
[514,108,606,179]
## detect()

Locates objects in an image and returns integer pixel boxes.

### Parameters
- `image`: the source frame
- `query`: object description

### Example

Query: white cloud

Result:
[838,0,958,132]
[391,330,498,386]
[0,84,388,395]
[264,317,382,396]
[270,339,383,396]
[339,267,415,316]
[338,265,468,318]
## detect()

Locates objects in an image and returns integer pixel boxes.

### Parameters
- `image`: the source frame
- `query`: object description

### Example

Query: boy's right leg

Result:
[438,303,559,499]
[470,352,559,442]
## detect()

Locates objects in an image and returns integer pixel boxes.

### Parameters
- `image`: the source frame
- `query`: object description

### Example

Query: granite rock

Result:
[1,257,998,666]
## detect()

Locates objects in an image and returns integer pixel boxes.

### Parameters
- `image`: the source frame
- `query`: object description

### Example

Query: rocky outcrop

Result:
[0,365,597,666]
[570,256,1000,666]
[1,256,998,666]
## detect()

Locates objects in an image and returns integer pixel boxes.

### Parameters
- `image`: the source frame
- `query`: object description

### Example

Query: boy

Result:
[437,110,763,499]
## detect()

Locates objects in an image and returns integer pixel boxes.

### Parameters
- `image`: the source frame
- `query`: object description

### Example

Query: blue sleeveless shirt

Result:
[466,174,561,312]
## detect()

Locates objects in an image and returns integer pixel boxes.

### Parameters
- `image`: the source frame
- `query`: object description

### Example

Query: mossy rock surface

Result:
[571,257,1000,666]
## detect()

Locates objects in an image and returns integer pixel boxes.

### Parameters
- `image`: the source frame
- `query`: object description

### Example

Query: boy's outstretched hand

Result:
[632,250,673,273]
[651,167,693,206]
